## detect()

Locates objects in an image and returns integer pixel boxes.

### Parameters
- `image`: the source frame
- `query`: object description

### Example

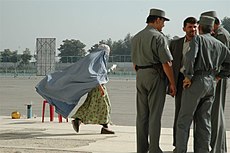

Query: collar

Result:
[184,37,190,43]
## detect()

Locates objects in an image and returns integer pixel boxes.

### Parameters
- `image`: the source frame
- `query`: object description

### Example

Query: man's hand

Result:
[133,64,137,72]
[183,77,192,89]
[162,61,176,97]
[216,76,221,83]
[99,85,105,97]
[169,84,176,97]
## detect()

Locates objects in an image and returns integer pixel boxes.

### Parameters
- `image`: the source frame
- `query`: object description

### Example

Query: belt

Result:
[135,63,161,71]
[194,70,216,76]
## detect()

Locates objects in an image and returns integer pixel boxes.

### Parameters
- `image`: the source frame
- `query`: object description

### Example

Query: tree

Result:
[20,48,32,64]
[222,17,230,33]
[111,33,132,56]
[1,49,11,62]
[111,33,132,62]
[0,49,20,63]
[11,51,19,63]
[88,44,100,53]
[112,40,125,55]
[99,38,113,48]
[58,39,86,63]
[88,34,133,62]
[122,33,132,55]
[88,39,113,53]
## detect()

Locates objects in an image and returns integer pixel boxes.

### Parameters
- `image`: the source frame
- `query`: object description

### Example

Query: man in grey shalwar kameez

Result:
[175,16,230,153]
[35,44,110,118]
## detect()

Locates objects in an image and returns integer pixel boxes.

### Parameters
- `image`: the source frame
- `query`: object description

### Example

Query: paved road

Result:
[0,76,229,130]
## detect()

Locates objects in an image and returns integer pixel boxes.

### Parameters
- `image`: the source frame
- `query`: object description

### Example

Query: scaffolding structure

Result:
[36,38,56,76]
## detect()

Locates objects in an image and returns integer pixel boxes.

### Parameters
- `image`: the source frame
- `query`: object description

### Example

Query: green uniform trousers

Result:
[136,68,167,153]
[210,78,228,153]
[176,75,216,153]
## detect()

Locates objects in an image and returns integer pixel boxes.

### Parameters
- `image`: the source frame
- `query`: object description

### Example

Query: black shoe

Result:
[72,119,81,133]
[101,127,115,134]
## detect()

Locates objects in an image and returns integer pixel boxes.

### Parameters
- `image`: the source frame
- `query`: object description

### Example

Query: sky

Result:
[0,0,230,55]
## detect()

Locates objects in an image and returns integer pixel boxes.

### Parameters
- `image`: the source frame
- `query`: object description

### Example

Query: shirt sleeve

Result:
[217,47,230,78]
[156,35,173,64]
[216,34,228,46]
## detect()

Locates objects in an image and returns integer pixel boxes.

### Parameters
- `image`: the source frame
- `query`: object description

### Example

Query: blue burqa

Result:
[35,48,109,118]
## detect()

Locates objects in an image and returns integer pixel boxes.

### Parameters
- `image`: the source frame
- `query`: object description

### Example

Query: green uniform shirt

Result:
[214,26,230,48]
[184,34,230,79]
[131,25,173,66]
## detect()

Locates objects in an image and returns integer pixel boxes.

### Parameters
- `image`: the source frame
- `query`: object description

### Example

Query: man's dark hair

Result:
[183,17,197,28]
[146,15,163,23]
[200,25,213,33]
[214,17,220,25]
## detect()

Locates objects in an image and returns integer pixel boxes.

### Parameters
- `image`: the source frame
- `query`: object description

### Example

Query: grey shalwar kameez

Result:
[131,25,173,153]
[211,25,230,153]
[176,33,230,153]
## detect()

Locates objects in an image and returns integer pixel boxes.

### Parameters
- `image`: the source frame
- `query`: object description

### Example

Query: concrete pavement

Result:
[1,77,229,129]
[0,77,230,153]
[1,116,230,153]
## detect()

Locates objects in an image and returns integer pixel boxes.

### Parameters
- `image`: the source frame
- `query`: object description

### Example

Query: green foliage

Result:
[0,49,20,63]
[110,33,132,56]
[88,44,100,53]
[20,48,32,65]
[58,39,86,63]
[86,34,133,62]
[222,17,230,33]
[90,33,132,55]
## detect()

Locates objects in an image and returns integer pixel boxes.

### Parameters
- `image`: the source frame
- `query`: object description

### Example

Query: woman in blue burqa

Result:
[35,44,114,134]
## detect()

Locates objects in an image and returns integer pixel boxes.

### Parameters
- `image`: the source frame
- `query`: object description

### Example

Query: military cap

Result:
[201,11,217,18]
[199,16,215,26]
[149,8,170,21]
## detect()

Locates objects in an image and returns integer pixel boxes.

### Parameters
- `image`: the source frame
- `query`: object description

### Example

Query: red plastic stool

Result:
[42,100,68,123]
[42,100,54,122]
[58,114,68,123]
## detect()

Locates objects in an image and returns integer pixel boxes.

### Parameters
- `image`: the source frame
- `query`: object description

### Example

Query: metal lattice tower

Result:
[36,38,56,76]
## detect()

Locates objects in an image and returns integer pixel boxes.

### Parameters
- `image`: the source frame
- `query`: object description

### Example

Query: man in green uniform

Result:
[175,16,230,153]
[131,8,176,153]
[201,11,230,153]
